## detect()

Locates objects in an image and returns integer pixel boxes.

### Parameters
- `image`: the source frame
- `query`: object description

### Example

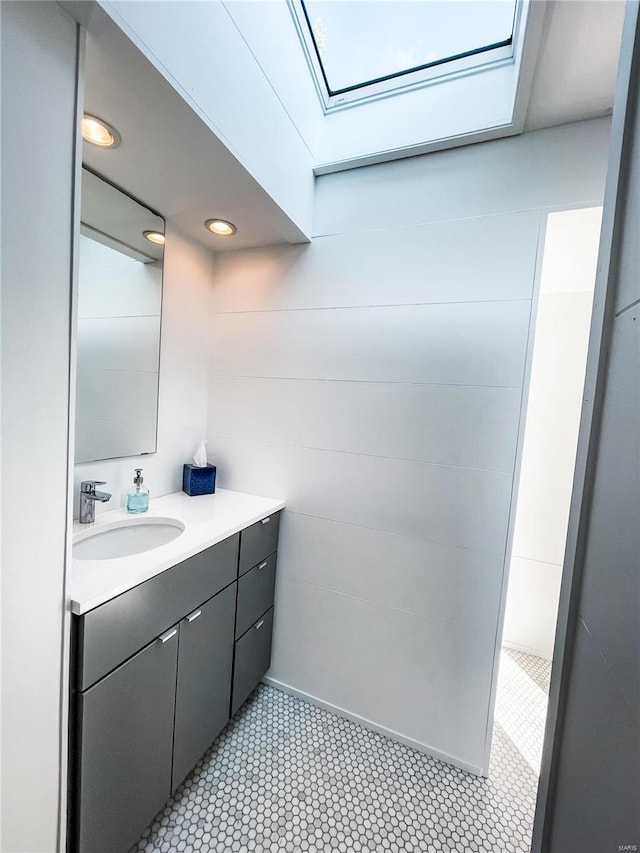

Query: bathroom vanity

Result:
[67,489,284,853]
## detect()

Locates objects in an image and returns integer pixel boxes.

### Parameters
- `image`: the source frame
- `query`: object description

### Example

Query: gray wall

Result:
[0,2,79,850]
[540,9,640,852]
[208,118,610,775]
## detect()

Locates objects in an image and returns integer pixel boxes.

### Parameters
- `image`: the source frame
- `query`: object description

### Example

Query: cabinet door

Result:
[231,607,274,716]
[74,627,179,853]
[172,583,236,792]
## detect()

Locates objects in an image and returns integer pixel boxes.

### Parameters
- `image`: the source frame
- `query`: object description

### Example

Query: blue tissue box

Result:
[183,463,216,496]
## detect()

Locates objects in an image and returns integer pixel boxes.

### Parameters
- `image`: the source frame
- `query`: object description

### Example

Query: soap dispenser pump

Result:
[127,468,149,514]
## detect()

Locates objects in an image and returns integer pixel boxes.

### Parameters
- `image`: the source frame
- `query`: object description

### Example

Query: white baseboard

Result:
[262,676,485,777]
[502,640,552,661]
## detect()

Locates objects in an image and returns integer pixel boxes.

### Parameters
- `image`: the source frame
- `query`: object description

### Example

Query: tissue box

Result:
[183,464,216,496]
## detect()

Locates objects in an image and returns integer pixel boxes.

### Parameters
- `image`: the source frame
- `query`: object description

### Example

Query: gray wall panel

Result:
[549,622,640,853]
[541,9,640,851]
[614,64,640,313]
[577,309,640,715]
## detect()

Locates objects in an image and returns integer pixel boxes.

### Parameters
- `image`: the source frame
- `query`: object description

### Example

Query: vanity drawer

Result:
[235,552,277,639]
[239,511,281,576]
[76,534,239,691]
[231,607,274,715]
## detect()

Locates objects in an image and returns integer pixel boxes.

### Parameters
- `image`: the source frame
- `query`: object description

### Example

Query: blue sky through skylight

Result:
[301,0,517,94]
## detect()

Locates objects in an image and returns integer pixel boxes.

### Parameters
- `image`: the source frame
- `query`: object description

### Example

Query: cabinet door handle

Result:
[257,561,268,571]
[255,620,265,631]
[186,609,201,623]
[260,517,271,525]
[159,628,177,644]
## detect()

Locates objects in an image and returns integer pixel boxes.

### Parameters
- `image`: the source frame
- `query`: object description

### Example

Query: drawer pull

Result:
[186,610,202,623]
[159,628,177,644]
[260,517,271,525]
[257,561,268,571]
[255,619,265,631]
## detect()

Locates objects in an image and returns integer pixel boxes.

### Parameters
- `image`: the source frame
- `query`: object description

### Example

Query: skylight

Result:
[295,0,519,108]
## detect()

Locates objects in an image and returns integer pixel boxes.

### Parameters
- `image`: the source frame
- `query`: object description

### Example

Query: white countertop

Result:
[69,489,285,615]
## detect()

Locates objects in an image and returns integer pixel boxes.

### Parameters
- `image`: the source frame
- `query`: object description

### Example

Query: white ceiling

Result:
[525,0,626,130]
[79,0,626,255]
[82,6,308,253]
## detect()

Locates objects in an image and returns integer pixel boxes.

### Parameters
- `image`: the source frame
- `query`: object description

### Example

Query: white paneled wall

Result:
[208,119,610,773]
[314,118,611,235]
[207,213,540,310]
[210,378,521,471]
[212,437,514,553]
[1,3,78,849]
[503,207,602,659]
[211,301,531,386]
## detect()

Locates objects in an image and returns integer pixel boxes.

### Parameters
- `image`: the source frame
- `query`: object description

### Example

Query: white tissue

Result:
[194,440,208,468]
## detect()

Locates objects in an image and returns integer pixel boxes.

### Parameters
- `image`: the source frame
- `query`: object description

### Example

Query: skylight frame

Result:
[288,0,524,113]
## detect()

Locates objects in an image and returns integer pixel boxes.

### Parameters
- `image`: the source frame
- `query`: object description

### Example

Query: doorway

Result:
[490,206,603,842]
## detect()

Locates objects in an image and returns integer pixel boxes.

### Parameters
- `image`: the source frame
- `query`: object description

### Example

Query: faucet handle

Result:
[81,480,106,494]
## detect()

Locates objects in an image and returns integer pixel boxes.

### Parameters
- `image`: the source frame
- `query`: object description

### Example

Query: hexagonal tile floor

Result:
[130,649,551,853]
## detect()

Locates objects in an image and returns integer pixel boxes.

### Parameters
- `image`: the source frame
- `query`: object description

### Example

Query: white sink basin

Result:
[73,516,185,561]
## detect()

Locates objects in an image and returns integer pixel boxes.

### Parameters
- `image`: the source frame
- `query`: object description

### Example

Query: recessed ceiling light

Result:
[205,219,237,237]
[143,230,165,245]
[82,114,121,148]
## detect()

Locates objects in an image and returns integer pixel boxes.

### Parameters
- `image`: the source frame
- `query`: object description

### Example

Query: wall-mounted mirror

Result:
[75,168,164,463]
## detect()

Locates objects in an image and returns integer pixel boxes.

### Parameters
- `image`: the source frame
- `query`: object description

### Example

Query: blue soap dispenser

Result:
[127,468,149,514]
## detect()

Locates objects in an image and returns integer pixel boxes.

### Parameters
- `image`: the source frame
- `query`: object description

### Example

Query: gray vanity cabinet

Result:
[232,513,280,715]
[172,584,236,792]
[70,513,282,853]
[74,628,179,853]
[70,537,240,853]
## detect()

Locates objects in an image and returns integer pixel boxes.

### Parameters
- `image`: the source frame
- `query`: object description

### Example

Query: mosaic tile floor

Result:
[130,649,551,853]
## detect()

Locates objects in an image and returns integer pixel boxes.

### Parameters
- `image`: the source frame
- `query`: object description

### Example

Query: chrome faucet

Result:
[79,480,112,524]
